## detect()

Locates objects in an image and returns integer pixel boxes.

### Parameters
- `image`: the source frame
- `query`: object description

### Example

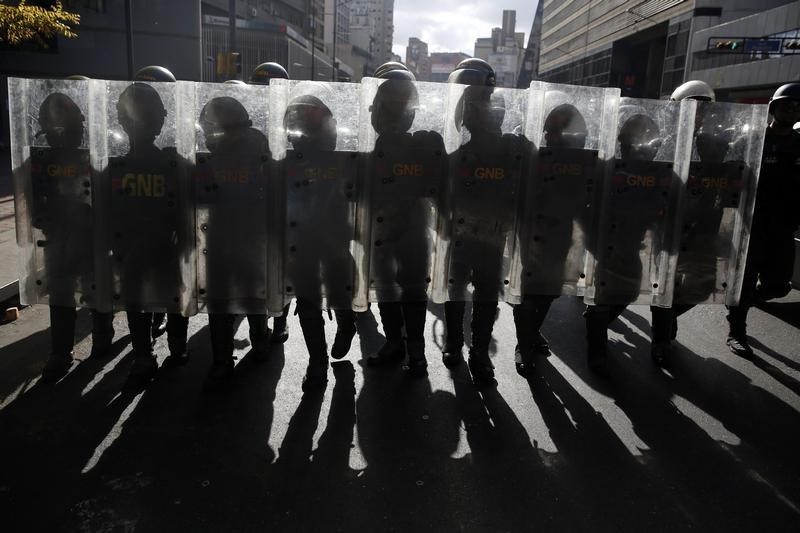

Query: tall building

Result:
[537,0,798,100]
[349,0,394,65]
[406,37,431,81]
[517,1,543,88]
[474,10,526,87]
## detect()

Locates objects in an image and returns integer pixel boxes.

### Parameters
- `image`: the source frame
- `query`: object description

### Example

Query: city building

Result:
[537,0,799,101]
[517,1,543,88]
[429,52,470,83]
[348,0,394,66]
[474,10,526,88]
[406,37,431,81]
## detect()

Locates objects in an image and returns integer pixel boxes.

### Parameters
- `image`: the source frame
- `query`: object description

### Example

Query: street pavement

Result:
[0,291,798,532]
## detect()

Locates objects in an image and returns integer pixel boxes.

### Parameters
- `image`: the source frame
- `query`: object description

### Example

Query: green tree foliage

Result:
[0,1,80,47]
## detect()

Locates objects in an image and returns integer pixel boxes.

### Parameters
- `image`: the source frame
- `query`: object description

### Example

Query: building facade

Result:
[537,0,799,100]
[517,1,543,88]
[429,52,470,83]
[474,10,526,88]
[406,37,432,81]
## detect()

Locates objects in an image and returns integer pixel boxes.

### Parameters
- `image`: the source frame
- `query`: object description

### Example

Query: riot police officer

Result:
[133,66,177,340]
[726,83,800,356]
[198,96,273,389]
[362,62,446,377]
[513,102,591,377]
[282,88,358,391]
[441,58,529,386]
[35,84,115,382]
[584,111,669,373]
[650,81,722,364]
[112,72,193,391]
[249,61,292,344]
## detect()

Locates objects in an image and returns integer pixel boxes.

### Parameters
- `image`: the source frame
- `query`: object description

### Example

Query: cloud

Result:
[391,0,538,58]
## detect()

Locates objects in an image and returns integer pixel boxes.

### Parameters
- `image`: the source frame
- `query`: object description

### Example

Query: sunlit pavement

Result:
[0,292,798,532]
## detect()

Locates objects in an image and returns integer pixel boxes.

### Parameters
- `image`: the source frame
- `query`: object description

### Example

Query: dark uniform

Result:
[282,93,358,391]
[110,81,193,391]
[441,76,531,387]
[650,106,756,363]
[584,112,676,373]
[197,96,272,388]
[34,90,114,382]
[250,62,292,344]
[513,103,594,376]
[726,83,800,356]
[362,68,445,376]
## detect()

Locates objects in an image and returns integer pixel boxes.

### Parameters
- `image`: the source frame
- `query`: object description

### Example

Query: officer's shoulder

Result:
[411,130,444,148]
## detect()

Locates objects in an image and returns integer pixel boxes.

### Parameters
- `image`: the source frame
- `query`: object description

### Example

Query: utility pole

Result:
[229,0,237,80]
[310,6,316,80]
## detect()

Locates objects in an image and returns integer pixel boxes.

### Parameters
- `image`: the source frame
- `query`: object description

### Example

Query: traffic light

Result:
[215,52,242,79]
[715,40,743,51]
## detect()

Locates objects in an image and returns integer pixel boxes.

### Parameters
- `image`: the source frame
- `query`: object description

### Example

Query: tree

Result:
[0,1,80,48]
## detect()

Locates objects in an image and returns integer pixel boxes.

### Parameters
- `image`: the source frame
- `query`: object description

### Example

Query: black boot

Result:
[442,300,465,368]
[42,306,77,382]
[298,300,328,391]
[163,314,190,367]
[650,307,675,366]
[530,296,554,355]
[512,303,534,377]
[368,302,405,366]
[726,306,753,358]
[405,338,428,378]
[584,305,610,375]
[271,303,291,344]
[123,312,158,391]
[89,311,115,359]
[247,314,271,360]
[468,302,497,387]
[331,309,357,360]
[206,314,235,391]
[151,312,167,339]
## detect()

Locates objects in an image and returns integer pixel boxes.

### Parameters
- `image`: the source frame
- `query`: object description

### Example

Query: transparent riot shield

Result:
[511,82,619,300]
[355,77,447,307]
[90,80,196,315]
[431,84,531,304]
[8,77,100,309]
[672,101,768,306]
[268,80,360,311]
[186,81,272,314]
[584,98,695,307]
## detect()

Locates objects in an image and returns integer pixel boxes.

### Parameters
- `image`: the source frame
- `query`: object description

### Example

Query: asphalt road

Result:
[0,292,798,532]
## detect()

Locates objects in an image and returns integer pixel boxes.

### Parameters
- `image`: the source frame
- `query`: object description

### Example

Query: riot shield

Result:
[431,84,531,304]
[8,77,99,309]
[187,82,273,314]
[355,77,447,307]
[90,80,196,315]
[511,82,619,300]
[584,98,694,307]
[268,80,360,311]
[672,101,768,306]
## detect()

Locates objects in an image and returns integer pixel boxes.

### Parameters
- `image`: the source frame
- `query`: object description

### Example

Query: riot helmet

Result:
[618,113,662,161]
[224,79,247,85]
[448,57,496,87]
[370,78,419,135]
[373,61,411,79]
[116,83,167,147]
[455,85,505,134]
[36,93,85,149]
[769,83,800,123]
[250,62,289,85]
[134,65,177,82]
[694,110,735,163]
[66,75,90,81]
[670,80,715,102]
[543,104,588,149]
[199,96,253,152]
[284,94,337,151]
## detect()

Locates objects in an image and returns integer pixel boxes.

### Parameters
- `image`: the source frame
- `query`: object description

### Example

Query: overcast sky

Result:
[391,0,539,58]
